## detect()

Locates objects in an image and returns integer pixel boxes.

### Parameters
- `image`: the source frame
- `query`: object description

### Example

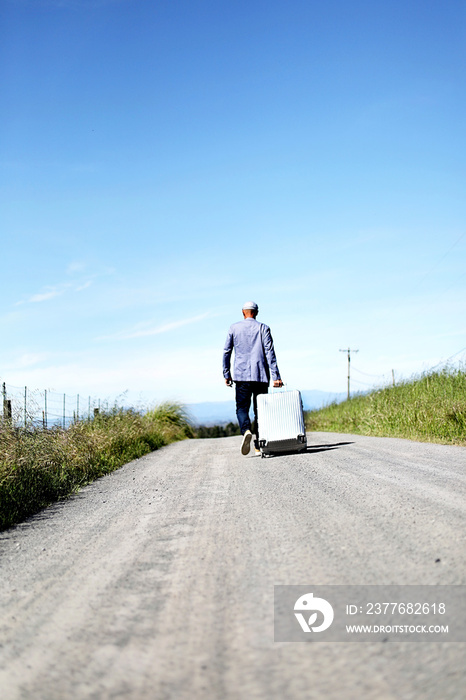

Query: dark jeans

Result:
[235,381,269,439]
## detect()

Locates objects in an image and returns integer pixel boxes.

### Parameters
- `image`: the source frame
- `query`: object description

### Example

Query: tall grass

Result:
[0,403,193,531]
[305,366,466,445]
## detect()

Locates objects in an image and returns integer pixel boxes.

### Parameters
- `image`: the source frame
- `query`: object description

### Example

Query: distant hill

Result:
[300,390,347,410]
[186,390,346,426]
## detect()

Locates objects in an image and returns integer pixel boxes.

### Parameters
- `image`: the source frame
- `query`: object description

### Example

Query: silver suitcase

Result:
[257,389,307,457]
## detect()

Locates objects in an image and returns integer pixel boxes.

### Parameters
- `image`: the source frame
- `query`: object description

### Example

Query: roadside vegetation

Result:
[305,366,466,446]
[0,403,193,531]
[195,422,240,438]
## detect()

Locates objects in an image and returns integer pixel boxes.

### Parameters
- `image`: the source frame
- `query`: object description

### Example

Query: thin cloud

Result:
[2,352,50,370]
[67,261,87,274]
[29,290,63,303]
[15,279,92,305]
[76,281,93,291]
[15,287,66,305]
[98,312,211,341]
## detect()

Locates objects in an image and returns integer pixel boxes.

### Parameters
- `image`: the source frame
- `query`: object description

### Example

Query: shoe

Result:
[255,448,261,455]
[241,430,253,455]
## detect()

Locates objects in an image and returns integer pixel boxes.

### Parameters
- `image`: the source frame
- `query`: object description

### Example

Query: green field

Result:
[0,403,193,531]
[305,366,466,446]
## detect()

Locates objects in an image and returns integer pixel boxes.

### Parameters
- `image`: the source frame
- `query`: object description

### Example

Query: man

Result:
[223,301,283,455]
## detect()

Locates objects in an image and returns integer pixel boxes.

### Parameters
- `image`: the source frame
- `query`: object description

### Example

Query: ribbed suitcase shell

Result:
[257,389,307,456]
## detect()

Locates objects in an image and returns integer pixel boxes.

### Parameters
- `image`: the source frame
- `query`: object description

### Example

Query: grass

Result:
[305,366,466,446]
[0,402,194,531]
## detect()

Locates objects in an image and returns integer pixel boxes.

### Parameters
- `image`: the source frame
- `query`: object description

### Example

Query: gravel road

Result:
[1,433,465,700]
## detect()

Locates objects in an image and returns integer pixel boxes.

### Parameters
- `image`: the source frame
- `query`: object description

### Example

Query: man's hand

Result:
[273,379,283,388]
[225,378,233,387]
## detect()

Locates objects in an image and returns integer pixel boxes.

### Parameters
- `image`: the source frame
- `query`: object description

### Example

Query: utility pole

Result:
[339,348,359,400]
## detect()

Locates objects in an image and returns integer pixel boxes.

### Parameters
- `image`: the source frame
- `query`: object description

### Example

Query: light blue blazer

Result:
[223,318,281,383]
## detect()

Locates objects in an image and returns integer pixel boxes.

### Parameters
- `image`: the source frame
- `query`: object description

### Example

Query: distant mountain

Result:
[185,401,237,426]
[186,390,346,426]
[300,390,347,410]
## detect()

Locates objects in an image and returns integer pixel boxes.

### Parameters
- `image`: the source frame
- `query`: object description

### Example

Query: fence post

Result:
[4,400,12,421]
[44,389,47,429]
[88,395,91,421]
[2,383,7,421]
[3,384,12,422]
[24,386,27,429]
[77,394,79,421]
[63,393,66,429]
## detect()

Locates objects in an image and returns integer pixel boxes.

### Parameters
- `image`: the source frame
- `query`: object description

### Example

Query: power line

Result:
[351,366,386,378]
[351,378,376,388]
[411,231,466,294]
[427,346,466,373]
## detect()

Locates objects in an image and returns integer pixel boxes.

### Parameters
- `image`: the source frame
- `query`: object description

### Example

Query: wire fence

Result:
[1,380,110,430]
[349,347,466,394]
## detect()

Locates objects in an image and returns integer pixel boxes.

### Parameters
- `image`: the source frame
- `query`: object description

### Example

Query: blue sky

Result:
[1,0,465,406]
